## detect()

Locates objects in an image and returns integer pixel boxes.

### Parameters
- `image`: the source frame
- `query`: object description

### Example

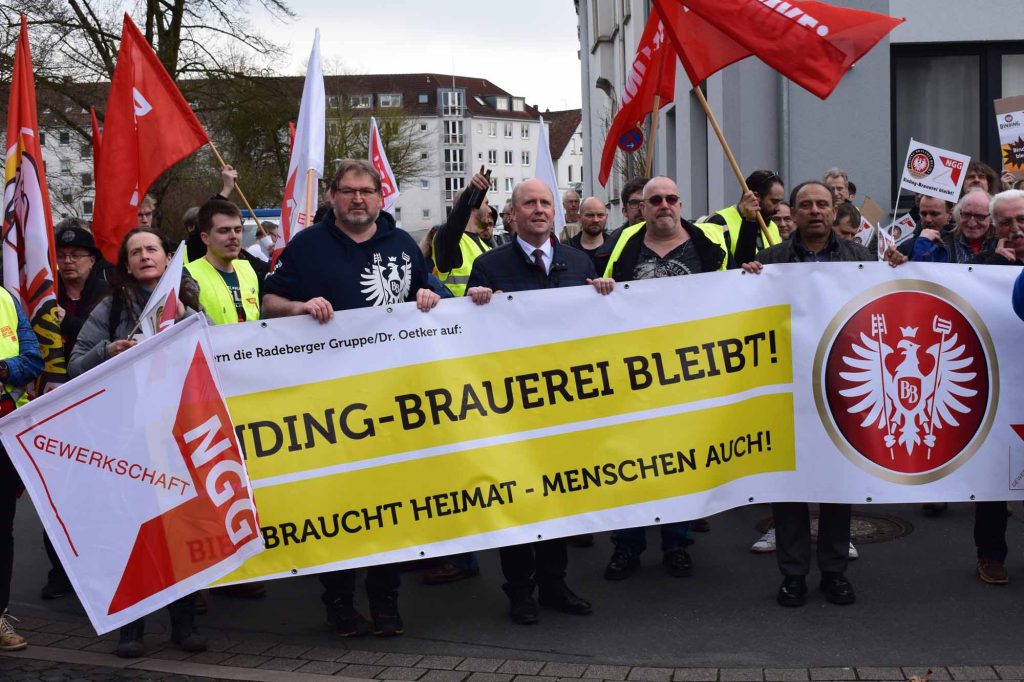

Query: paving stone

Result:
[302,647,353,662]
[203,638,234,652]
[949,667,998,680]
[263,643,314,659]
[511,677,558,682]
[377,654,425,668]
[35,620,82,635]
[719,669,764,682]
[588,665,632,681]
[539,662,589,678]
[764,668,809,682]
[419,671,471,682]
[629,668,674,682]
[148,647,194,661]
[48,636,96,651]
[458,659,506,673]
[498,661,546,676]
[809,669,855,682]
[297,660,346,675]
[259,657,307,672]
[24,632,69,647]
[855,668,904,680]
[378,667,429,680]
[902,669,951,681]
[420,657,467,671]
[226,639,277,655]
[186,651,234,665]
[996,667,1024,679]
[340,664,388,678]
[465,673,513,682]
[220,653,274,668]
[341,650,387,665]
[82,639,118,654]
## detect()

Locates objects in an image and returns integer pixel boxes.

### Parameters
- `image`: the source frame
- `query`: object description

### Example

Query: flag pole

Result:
[206,140,266,237]
[692,86,772,245]
[304,168,317,229]
[643,95,660,178]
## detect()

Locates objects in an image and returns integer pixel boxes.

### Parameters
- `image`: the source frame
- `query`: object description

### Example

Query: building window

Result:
[443,119,464,144]
[327,95,339,108]
[422,209,430,219]
[568,166,573,183]
[444,177,465,201]
[444,148,465,173]
[441,89,464,116]
[503,122,513,138]
[39,131,45,146]
[61,191,73,204]
[512,98,525,112]
[504,177,514,192]
[495,96,508,110]
[418,94,429,104]
[350,94,372,109]
[520,123,530,140]
[60,159,71,173]
[59,131,70,145]
[488,149,497,164]
[80,144,92,158]
[378,93,402,108]
[521,151,530,166]
[476,124,483,134]
[420,179,429,190]
[487,122,497,137]
[504,150,513,165]
[490,176,498,192]
[83,200,93,214]
[81,172,92,188]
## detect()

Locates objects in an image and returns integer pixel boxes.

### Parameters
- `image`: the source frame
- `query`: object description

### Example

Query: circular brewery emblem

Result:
[814,281,997,484]
[906,149,935,180]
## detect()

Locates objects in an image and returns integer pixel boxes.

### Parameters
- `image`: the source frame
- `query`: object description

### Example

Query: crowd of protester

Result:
[2,156,1023,658]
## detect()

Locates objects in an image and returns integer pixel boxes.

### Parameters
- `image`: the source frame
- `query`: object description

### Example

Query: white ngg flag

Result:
[899,138,971,203]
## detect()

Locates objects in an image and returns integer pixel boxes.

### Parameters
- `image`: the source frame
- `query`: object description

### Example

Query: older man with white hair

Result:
[911,188,998,263]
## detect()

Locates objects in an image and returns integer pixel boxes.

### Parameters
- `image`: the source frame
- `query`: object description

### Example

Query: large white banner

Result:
[0,316,263,634]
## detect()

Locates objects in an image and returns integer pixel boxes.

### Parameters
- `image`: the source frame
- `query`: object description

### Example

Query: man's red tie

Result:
[532,248,545,272]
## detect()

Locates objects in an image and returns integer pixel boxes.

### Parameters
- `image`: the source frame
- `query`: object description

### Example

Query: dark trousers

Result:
[611,521,692,555]
[44,532,68,586]
[1,452,21,613]
[974,501,1008,561]
[319,565,400,607]
[499,538,567,592]
[773,502,851,577]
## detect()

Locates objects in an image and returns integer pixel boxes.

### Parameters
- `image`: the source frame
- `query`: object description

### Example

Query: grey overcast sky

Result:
[251,0,584,112]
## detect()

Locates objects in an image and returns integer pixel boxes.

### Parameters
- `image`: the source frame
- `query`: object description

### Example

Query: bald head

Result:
[579,196,608,236]
[641,176,683,237]
[511,179,556,246]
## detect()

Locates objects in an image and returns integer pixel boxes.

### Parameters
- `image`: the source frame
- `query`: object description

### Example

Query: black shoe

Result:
[691,518,711,533]
[169,601,207,654]
[116,620,145,659]
[326,598,371,637]
[568,533,594,548]
[777,575,807,607]
[662,549,692,577]
[538,582,592,615]
[922,502,948,517]
[502,585,539,625]
[604,551,640,581]
[369,595,404,637]
[40,575,72,600]
[819,572,856,605]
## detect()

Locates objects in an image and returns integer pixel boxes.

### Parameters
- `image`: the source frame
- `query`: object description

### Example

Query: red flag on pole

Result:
[598,12,676,187]
[2,14,64,393]
[92,14,209,263]
[652,0,903,98]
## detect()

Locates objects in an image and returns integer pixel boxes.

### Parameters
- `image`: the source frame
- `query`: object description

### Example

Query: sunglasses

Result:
[646,194,680,207]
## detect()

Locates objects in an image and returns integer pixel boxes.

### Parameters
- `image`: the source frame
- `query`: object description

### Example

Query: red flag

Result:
[2,14,64,393]
[652,0,903,99]
[598,12,676,187]
[90,107,102,181]
[288,121,296,154]
[92,14,209,263]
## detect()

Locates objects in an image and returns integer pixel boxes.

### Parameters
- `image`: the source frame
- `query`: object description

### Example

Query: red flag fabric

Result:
[652,0,903,99]
[92,14,209,262]
[598,12,676,187]
[2,14,64,393]
[89,107,102,182]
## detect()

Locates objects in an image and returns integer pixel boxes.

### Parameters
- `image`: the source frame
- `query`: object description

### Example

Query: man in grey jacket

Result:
[742,180,906,608]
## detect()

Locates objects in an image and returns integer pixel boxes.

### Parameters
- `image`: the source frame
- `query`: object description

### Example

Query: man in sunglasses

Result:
[704,169,785,266]
[598,176,728,581]
[743,180,906,608]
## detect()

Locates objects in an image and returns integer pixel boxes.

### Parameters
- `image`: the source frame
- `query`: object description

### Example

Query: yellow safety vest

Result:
[435,233,490,297]
[603,221,728,278]
[185,258,260,325]
[0,288,28,407]
[713,205,781,256]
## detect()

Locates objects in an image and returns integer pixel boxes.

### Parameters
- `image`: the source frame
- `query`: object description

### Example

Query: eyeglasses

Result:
[57,252,92,261]
[626,199,644,209]
[960,211,990,222]
[997,214,1024,229]
[336,187,379,198]
[646,194,680,207]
